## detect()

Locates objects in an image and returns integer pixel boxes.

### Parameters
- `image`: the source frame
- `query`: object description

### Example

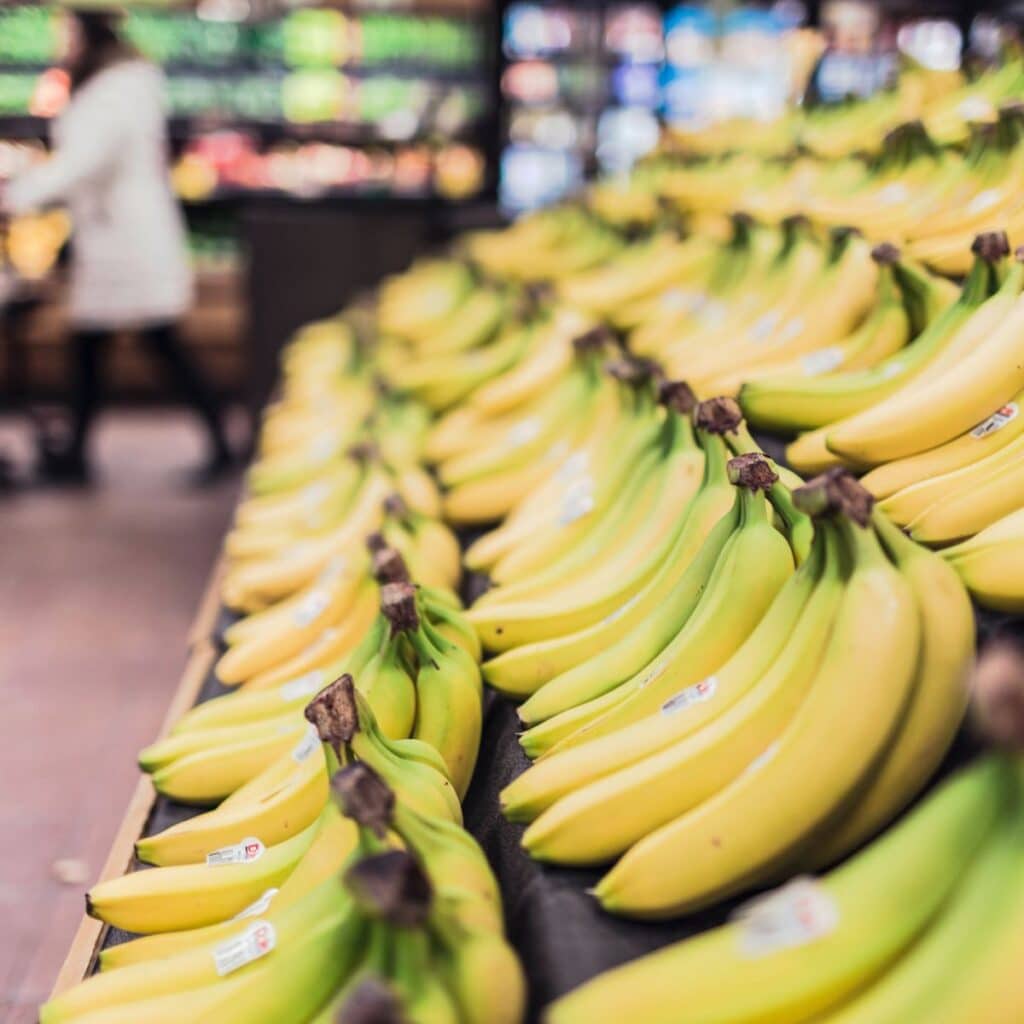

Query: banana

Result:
[595,495,919,918]
[135,729,329,867]
[483,419,726,698]
[807,512,972,866]
[502,523,824,824]
[241,576,380,691]
[905,451,1024,544]
[824,248,1024,465]
[61,894,367,1024]
[174,615,386,735]
[861,389,1024,499]
[780,245,999,468]
[469,422,704,653]
[521,526,843,866]
[526,454,795,758]
[545,756,1011,1024]
[86,809,324,934]
[396,588,482,800]
[98,804,358,970]
[819,775,1024,1024]
[305,675,462,825]
[942,505,1024,611]
[515,464,743,757]
[149,716,309,804]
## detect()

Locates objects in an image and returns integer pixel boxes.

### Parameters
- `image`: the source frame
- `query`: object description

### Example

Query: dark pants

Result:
[69,322,228,462]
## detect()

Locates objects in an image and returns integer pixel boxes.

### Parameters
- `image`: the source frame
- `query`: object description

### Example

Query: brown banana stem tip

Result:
[366,532,388,554]
[658,380,698,415]
[382,493,410,522]
[348,441,380,463]
[830,225,862,244]
[372,547,411,585]
[381,581,420,633]
[305,674,360,747]
[870,242,901,265]
[781,213,810,230]
[344,850,433,928]
[971,231,1011,261]
[605,355,663,387]
[970,637,1024,750]
[331,763,395,837]
[792,467,874,526]
[694,396,743,435]
[572,324,618,356]
[726,453,779,491]
[338,978,405,1024]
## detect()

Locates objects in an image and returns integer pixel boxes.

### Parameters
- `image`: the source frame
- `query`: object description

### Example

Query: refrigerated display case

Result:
[499,2,664,210]
[0,1,497,202]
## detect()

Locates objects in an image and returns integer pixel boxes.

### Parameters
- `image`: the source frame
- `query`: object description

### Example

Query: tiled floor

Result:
[0,411,239,1021]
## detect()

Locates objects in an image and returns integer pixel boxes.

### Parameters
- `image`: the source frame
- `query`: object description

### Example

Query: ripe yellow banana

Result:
[546,756,1011,1024]
[595,508,918,918]
[942,505,1024,611]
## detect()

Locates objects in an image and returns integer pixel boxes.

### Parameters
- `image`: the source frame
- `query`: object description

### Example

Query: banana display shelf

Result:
[58,437,1023,1021]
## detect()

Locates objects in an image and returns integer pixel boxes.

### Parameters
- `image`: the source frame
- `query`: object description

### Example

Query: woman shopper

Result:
[0,3,233,485]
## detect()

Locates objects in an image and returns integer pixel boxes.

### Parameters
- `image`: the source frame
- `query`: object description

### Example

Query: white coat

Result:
[6,60,193,328]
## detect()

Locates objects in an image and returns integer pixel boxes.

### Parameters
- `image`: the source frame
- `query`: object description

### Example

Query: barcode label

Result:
[735,877,839,958]
[213,921,277,976]
[661,676,718,714]
[971,403,1018,439]
[206,837,265,867]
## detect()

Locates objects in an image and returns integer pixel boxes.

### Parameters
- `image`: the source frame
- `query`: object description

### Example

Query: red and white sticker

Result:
[291,724,321,763]
[231,888,279,921]
[971,402,1019,439]
[661,676,718,715]
[279,670,325,702]
[206,837,265,867]
[734,877,839,958]
[213,921,277,976]
[293,588,330,627]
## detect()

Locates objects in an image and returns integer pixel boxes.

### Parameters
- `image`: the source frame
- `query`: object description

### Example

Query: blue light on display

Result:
[612,63,660,107]
[499,145,582,211]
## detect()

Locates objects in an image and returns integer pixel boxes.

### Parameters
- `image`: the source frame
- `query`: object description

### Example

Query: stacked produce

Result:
[42,681,522,1023]
[547,753,1024,1024]
[44,50,1024,1017]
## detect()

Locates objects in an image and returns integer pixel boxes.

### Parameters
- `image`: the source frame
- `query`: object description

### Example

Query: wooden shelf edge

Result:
[49,631,219,997]
[188,554,226,648]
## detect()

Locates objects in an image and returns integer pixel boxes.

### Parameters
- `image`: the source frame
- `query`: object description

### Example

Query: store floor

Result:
[0,410,239,1022]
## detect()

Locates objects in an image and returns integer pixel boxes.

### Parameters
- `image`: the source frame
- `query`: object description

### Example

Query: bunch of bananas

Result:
[644,101,1024,275]
[42,702,523,1024]
[46,67,1024,1017]
[492,417,971,919]
[546,753,1024,1024]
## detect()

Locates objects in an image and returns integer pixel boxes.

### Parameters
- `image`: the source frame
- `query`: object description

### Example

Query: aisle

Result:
[0,412,238,1023]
